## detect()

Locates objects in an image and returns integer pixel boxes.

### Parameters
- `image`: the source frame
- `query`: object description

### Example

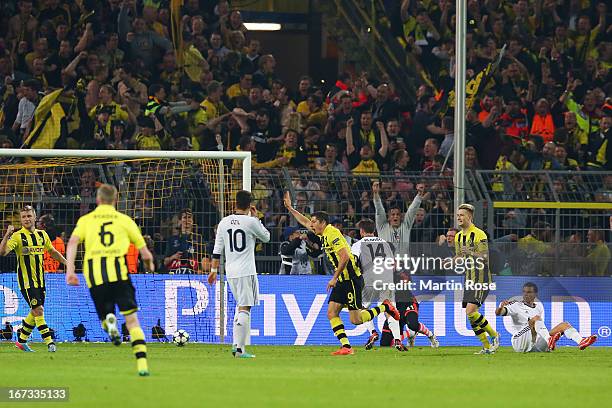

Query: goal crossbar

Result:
[0,148,252,192]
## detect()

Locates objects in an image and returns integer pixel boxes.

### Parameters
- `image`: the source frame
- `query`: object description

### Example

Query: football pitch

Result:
[1,343,611,408]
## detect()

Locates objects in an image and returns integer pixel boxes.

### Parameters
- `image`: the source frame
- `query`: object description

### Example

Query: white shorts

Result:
[361,287,394,308]
[511,325,548,353]
[227,275,259,307]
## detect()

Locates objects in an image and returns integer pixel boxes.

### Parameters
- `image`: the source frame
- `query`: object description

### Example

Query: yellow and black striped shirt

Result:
[320,224,361,282]
[7,228,53,289]
[455,223,491,284]
[72,205,146,288]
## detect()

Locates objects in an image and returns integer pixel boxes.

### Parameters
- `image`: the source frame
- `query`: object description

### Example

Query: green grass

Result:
[1,343,611,408]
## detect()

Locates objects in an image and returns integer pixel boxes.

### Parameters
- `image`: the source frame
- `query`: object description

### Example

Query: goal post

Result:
[0,148,251,344]
[0,149,252,192]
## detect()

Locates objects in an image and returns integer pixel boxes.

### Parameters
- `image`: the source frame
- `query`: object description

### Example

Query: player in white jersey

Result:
[208,190,271,358]
[351,219,406,351]
[496,282,598,353]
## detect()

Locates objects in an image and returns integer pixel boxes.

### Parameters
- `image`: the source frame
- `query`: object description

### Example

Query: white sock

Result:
[235,310,250,353]
[534,320,550,342]
[388,317,401,340]
[364,319,376,334]
[407,328,417,338]
[564,327,582,344]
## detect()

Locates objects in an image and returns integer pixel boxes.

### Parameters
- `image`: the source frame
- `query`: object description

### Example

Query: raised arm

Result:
[403,183,425,228]
[372,182,388,231]
[345,117,356,156]
[376,121,389,158]
[400,0,411,23]
[283,191,314,231]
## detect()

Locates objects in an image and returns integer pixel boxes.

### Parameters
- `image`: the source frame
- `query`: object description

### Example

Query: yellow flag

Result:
[24,89,65,149]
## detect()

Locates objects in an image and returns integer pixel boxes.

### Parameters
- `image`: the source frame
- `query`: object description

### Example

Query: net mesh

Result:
[0,156,243,343]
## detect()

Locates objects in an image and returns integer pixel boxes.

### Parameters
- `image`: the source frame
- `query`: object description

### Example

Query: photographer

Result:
[279,226,322,275]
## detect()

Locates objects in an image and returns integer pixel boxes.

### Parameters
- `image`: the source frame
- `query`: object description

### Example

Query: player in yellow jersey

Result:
[284,192,400,355]
[65,184,155,376]
[0,205,67,352]
[455,203,500,354]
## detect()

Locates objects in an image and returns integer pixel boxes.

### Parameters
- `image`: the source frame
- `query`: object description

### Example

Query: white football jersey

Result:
[351,236,395,287]
[213,214,270,278]
[503,297,545,335]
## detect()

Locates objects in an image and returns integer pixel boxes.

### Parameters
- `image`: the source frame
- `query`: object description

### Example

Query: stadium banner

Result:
[1,275,611,346]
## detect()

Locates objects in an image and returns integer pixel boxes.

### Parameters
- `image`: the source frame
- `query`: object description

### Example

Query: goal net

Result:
[0,149,250,344]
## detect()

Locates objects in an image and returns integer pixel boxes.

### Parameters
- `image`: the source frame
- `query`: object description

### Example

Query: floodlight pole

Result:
[453,0,466,219]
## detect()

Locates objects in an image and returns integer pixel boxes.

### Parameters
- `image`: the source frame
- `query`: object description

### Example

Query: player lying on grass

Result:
[66,184,155,376]
[495,282,597,352]
[0,205,67,353]
[284,192,400,355]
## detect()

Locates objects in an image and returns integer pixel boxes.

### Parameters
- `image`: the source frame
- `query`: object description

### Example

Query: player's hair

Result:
[389,202,403,213]
[458,203,475,214]
[311,211,329,224]
[96,184,117,204]
[358,218,375,234]
[20,204,36,215]
[179,208,193,218]
[235,190,253,210]
[523,282,538,293]
[38,213,55,227]
[588,229,602,241]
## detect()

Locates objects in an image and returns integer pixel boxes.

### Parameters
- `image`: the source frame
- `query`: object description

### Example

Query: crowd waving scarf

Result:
[444,44,506,114]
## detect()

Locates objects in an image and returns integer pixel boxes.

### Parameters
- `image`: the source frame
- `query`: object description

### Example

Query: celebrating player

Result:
[372,181,437,349]
[0,205,67,352]
[351,218,406,351]
[208,190,271,358]
[65,184,155,376]
[284,192,400,355]
[496,282,597,352]
[455,203,500,354]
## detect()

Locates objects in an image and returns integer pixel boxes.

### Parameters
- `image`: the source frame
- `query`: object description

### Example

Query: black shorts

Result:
[462,289,490,308]
[20,287,46,308]
[328,276,364,310]
[89,280,139,321]
[397,300,419,316]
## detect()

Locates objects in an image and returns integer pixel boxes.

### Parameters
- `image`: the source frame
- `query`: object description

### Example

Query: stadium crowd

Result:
[0,0,610,275]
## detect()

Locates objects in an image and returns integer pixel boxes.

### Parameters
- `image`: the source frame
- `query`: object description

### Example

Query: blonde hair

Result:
[458,203,475,214]
[97,184,118,204]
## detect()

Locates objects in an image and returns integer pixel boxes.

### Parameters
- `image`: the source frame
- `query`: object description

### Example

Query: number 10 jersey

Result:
[213,214,270,278]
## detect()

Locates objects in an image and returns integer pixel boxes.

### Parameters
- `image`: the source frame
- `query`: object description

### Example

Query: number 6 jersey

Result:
[213,214,270,278]
[72,204,146,288]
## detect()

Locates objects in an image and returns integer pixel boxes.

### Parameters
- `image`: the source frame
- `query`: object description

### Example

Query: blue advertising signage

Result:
[1,275,610,346]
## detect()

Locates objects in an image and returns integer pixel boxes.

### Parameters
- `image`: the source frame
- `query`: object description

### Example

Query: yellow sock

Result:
[468,312,490,349]
[330,317,351,348]
[360,305,386,323]
[34,315,54,346]
[18,312,36,343]
[129,326,148,372]
[470,311,498,338]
